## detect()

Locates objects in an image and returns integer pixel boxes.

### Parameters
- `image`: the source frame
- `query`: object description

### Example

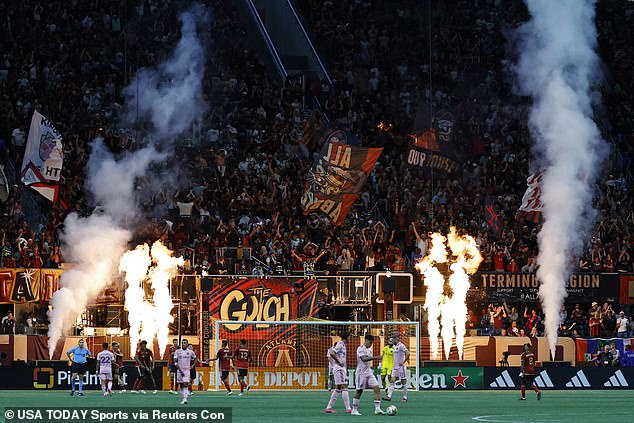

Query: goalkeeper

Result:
[379,337,394,394]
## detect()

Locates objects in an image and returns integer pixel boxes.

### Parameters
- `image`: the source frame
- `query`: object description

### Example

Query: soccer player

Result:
[326,343,336,391]
[175,339,198,405]
[111,342,127,392]
[380,337,394,394]
[96,342,115,397]
[67,338,91,396]
[132,340,157,394]
[384,335,409,402]
[210,339,233,395]
[234,339,251,395]
[325,332,351,414]
[351,334,386,415]
[519,343,541,401]
[169,338,180,394]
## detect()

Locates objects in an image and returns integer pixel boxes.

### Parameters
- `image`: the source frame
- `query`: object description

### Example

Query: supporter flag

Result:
[20,110,64,202]
[516,173,543,223]
[406,109,459,173]
[484,195,503,240]
[301,141,383,226]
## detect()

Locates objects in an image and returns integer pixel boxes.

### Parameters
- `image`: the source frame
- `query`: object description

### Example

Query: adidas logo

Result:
[603,370,629,387]
[565,370,591,388]
[490,370,515,388]
[534,370,554,388]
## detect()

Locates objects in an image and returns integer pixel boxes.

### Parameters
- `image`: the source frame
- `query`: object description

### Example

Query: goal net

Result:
[211,320,420,391]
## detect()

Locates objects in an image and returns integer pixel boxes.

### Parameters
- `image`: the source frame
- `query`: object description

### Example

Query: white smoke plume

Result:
[122,3,209,140]
[513,0,608,355]
[46,214,130,355]
[47,5,210,357]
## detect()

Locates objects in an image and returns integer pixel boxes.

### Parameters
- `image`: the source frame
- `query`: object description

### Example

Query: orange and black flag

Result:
[301,141,383,226]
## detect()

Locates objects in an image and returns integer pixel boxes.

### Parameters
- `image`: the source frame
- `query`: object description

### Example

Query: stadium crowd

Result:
[0,1,633,334]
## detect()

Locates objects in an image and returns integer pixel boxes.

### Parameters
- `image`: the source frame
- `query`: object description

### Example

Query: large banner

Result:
[406,110,459,173]
[301,141,382,225]
[485,367,634,390]
[0,268,62,303]
[206,277,320,338]
[474,272,620,302]
[575,337,634,365]
[20,110,64,202]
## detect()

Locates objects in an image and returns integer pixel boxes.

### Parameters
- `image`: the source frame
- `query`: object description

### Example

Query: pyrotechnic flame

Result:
[440,297,455,360]
[447,227,483,274]
[119,244,151,356]
[415,233,448,360]
[120,241,182,357]
[148,241,184,356]
[415,227,482,360]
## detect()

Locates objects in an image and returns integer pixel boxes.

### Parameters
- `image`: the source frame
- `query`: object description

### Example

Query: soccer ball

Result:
[386,405,398,416]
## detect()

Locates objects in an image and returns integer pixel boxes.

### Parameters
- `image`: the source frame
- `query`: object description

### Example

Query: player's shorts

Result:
[99,371,112,382]
[71,362,87,374]
[221,370,230,381]
[333,368,347,386]
[355,371,379,390]
[190,368,196,381]
[237,368,248,378]
[391,365,406,380]
[521,374,535,387]
[381,366,393,376]
[176,368,191,384]
[169,365,177,374]
[136,366,152,378]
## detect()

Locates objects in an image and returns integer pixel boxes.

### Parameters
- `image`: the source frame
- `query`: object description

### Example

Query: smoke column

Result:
[513,0,607,355]
[47,5,210,357]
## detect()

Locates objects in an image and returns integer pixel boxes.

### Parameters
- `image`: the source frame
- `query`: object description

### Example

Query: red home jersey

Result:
[136,348,153,367]
[113,350,123,368]
[216,347,232,371]
[521,352,535,375]
[168,346,178,366]
[234,347,250,369]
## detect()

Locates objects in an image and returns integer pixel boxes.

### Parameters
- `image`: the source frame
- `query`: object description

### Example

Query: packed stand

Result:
[0,2,631,308]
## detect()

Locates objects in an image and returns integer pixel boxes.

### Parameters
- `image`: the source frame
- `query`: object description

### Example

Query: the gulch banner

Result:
[0,268,62,303]
[20,110,64,202]
[208,277,320,339]
[301,141,382,225]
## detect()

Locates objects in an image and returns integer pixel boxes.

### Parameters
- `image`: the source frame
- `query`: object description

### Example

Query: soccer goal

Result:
[212,320,420,391]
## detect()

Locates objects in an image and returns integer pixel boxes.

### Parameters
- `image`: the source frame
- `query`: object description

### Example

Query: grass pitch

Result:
[0,389,632,422]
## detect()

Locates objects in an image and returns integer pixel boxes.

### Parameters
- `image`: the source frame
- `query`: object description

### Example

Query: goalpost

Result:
[212,320,420,391]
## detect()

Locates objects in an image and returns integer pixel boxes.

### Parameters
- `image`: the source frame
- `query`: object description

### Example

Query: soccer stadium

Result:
[0,0,633,422]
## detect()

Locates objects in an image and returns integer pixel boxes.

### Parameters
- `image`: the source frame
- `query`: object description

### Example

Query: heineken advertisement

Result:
[418,367,483,390]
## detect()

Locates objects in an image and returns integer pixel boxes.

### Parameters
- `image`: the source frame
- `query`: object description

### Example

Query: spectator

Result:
[602,310,617,337]
[589,312,601,338]
[593,345,613,367]
[616,311,629,338]
[1,312,15,334]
